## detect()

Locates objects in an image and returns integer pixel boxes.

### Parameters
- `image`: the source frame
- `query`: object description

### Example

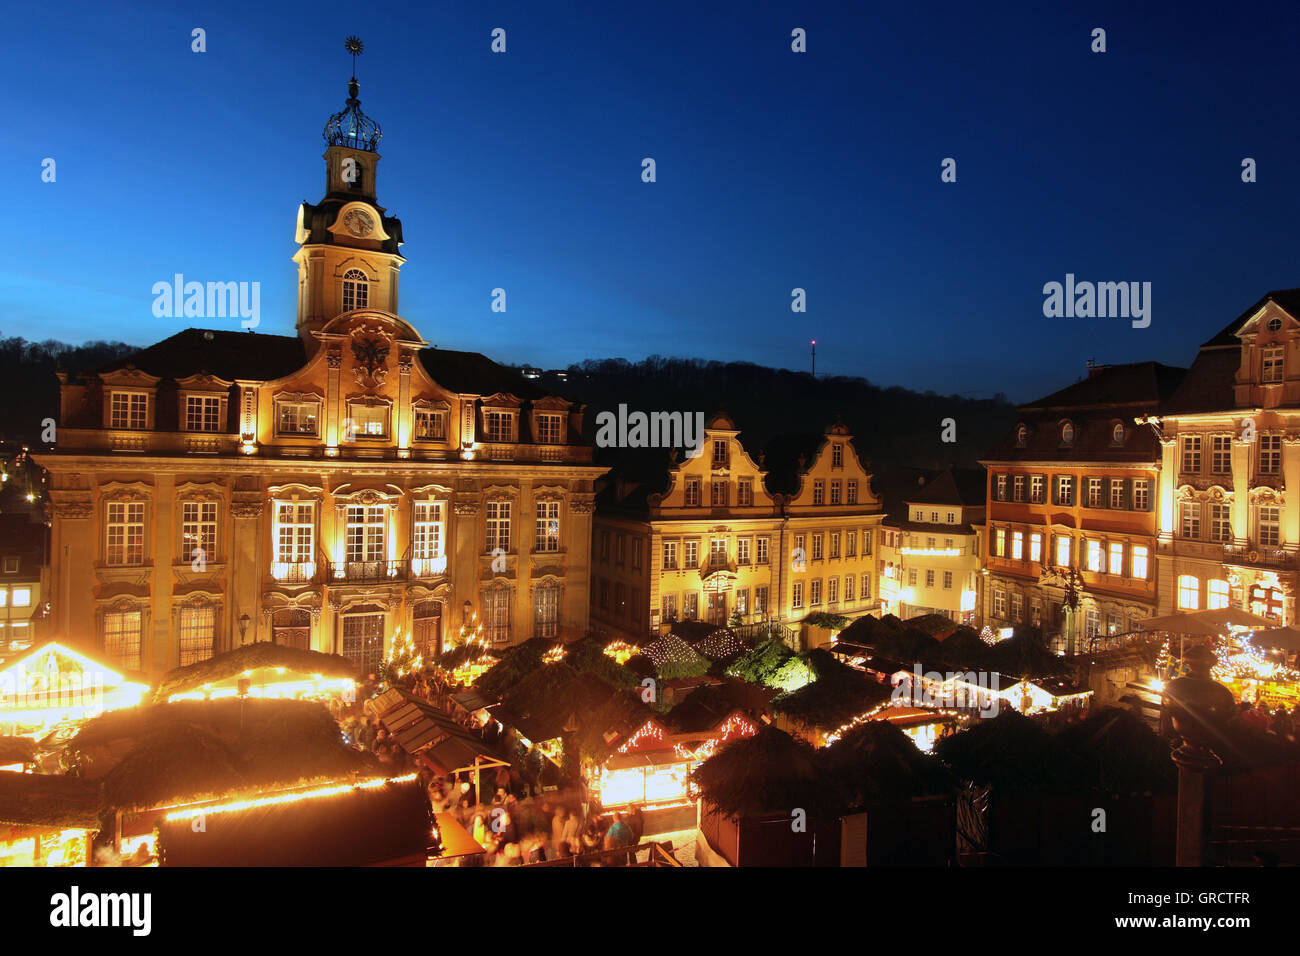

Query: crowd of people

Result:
[1234,699,1300,741]
[424,767,648,866]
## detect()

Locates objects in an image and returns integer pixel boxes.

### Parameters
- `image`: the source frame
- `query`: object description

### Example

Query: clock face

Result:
[343,209,374,237]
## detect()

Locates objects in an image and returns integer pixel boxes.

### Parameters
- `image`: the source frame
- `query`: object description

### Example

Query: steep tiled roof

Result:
[1160,348,1239,415]
[95,329,306,382]
[984,362,1185,463]
[904,467,986,508]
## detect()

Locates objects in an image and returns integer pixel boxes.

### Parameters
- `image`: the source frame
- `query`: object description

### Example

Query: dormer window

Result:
[1267,316,1283,333]
[109,391,149,430]
[184,394,225,432]
[1111,422,1125,445]
[1015,424,1028,447]
[346,399,389,439]
[414,406,448,441]
[484,410,515,443]
[1060,422,1074,446]
[1263,346,1285,384]
[341,269,369,312]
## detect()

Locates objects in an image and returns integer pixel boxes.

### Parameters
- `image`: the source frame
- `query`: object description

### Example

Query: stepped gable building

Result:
[591,416,883,647]
[982,361,1185,651]
[37,68,606,680]
[1154,289,1300,623]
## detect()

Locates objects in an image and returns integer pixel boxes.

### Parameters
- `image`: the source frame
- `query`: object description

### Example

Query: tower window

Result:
[341,269,369,312]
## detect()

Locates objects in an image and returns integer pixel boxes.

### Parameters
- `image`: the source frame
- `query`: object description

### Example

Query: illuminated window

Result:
[993,590,1007,618]
[106,501,145,566]
[10,588,31,607]
[1055,476,1073,506]
[662,593,678,622]
[1180,502,1201,539]
[1087,478,1102,508]
[1055,535,1071,568]
[534,501,561,553]
[1011,531,1023,560]
[994,528,1005,557]
[709,538,728,568]
[413,501,444,575]
[1030,475,1045,504]
[1013,476,1025,502]
[663,541,678,570]
[1207,579,1229,610]
[1086,539,1102,572]
[1030,533,1042,563]
[1131,545,1149,579]
[996,475,1008,501]
[737,538,751,564]
[1108,542,1123,575]
[1178,575,1199,610]
[1109,480,1124,509]
[341,268,369,311]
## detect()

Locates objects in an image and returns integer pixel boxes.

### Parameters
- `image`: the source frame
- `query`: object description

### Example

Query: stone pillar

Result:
[1231,436,1251,546]
[230,491,265,649]
[1158,437,1177,543]
[325,349,342,453]
[397,354,412,457]
[1283,437,1300,550]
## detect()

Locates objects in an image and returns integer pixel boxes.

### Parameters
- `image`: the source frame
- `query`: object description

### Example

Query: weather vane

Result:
[345,35,364,77]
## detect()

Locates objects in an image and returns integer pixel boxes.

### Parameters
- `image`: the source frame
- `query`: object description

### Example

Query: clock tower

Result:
[293,58,405,350]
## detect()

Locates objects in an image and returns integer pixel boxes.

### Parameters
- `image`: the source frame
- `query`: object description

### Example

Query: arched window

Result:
[341,269,369,312]
[1060,422,1074,446]
[1111,422,1125,445]
[1015,424,1028,447]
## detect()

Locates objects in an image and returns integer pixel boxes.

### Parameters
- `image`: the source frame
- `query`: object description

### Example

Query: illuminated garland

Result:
[617,720,666,753]
[164,773,419,822]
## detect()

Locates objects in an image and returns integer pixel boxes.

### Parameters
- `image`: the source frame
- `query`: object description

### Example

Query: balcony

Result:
[1222,544,1295,572]
[269,561,318,584]
[410,554,448,578]
[326,559,408,583]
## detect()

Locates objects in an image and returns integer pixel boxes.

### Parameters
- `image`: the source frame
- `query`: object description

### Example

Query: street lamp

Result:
[239,612,251,644]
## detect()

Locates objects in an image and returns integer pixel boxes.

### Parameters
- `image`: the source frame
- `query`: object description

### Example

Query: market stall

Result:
[0,642,149,739]
[0,771,100,867]
[155,642,358,704]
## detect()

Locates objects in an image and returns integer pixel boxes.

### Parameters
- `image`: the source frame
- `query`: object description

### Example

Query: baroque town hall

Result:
[38,72,606,680]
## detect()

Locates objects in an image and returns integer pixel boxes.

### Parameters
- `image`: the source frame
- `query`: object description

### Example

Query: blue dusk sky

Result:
[7,0,1300,402]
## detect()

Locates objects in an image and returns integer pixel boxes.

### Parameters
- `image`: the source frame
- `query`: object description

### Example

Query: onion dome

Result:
[323,76,382,152]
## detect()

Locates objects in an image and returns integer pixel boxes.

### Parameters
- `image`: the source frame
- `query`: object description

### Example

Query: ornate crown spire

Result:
[323,36,382,152]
